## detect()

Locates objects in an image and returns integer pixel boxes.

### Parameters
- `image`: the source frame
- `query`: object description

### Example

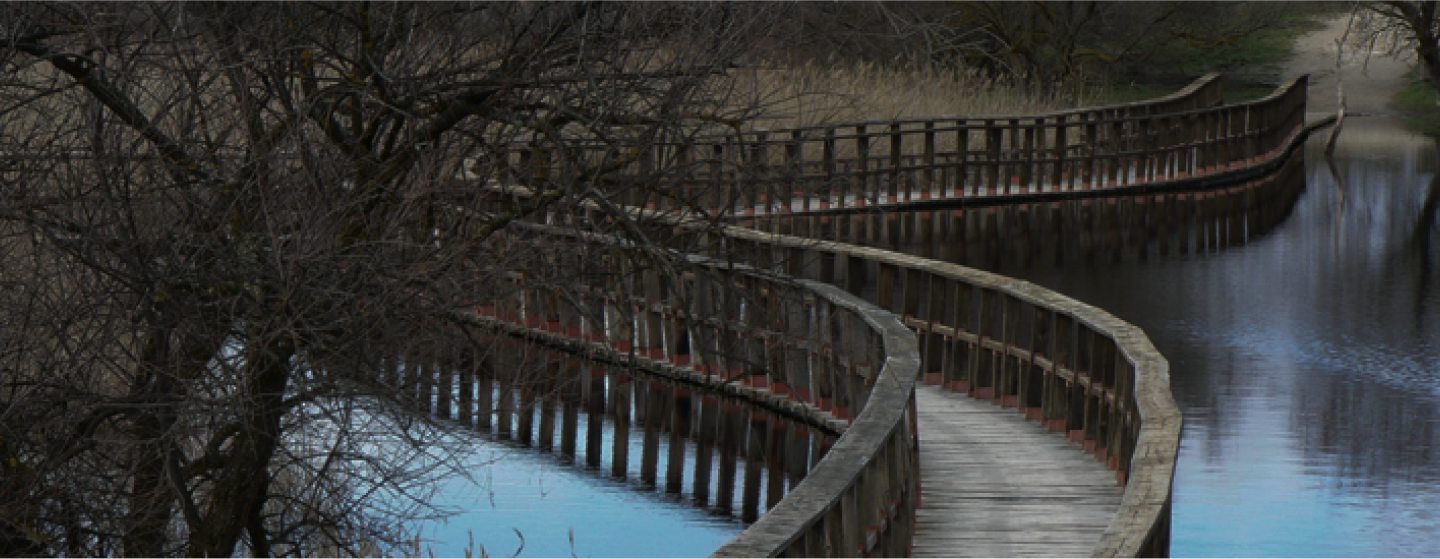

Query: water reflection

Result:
[409,336,835,557]
[874,117,1440,556]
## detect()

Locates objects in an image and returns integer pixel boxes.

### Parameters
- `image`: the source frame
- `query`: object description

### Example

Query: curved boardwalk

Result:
[483,74,1329,557]
[912,385,1121,557]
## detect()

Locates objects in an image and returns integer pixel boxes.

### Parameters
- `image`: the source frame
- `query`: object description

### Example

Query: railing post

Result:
[888,123,903,203]
[1052,114,1067,191]
[923,121,936,199]
[986,120,1001,195]
[855,125,870,207]
[955,123,970,196]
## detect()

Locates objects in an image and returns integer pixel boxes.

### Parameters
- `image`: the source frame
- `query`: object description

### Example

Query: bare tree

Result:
[1359,2,1440,88]
[0,2,782,556]
[897,1,1296,94]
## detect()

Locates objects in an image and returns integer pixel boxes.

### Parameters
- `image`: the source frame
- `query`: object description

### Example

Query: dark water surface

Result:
[423,118,1438,557]
[422,417,745,558]
[970,118,1440,557]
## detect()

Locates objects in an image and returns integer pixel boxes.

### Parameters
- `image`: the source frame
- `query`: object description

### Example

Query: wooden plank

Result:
[911,383,1122,558]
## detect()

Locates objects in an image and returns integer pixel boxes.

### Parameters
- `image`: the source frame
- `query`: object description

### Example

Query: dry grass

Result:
[734,61,1079,131]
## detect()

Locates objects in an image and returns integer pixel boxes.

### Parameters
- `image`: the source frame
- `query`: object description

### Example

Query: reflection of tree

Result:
[1408,141,1439,326]
[0,3,787,556]
[1293,373,1440,493]
[1376,138,1440,331]
[927,155,1310,275]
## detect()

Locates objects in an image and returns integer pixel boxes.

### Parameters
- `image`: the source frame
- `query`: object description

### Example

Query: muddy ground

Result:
[1283,14,1413,119]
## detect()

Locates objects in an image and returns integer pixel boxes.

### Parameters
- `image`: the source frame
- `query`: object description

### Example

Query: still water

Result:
[967,117,1440,557]
[421,415,745,558]
[423,117,1437,557]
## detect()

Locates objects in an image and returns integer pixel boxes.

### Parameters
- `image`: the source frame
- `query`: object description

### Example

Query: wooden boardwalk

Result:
[912,384,1123,558]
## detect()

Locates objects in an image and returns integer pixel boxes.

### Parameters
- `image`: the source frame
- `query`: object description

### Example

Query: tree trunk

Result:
[186,341,293,558]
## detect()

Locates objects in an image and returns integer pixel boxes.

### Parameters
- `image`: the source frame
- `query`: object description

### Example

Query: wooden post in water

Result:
[537,357,558,451]
[436,351,453,420]
[666,388,692,494]
[640,380,666,487]
[693,395,718,505]
[458,349,474,427]
[716,402,742,514]
[741,410,767,522]
[765,415,787,510]
[494,349,514,439]
[416,355,434,414]
[610,368,632,479]
[585,366,606,468]
[476,352,494,432]
[560,359,581,460]
[516,353,536,446]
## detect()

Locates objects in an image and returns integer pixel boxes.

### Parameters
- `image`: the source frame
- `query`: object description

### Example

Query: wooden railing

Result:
[482,181,1181,555]
[494,74,1311,220]
[458,220,923,555]
[706,224,1181,557]
[471,74,1322,557]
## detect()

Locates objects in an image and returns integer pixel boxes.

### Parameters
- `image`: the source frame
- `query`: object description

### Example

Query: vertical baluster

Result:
[665,387,691,494]
[585,365,606,468]
[693,394,718,505]
[457,349,474,427]
[888,123,903,203]
[985,120,1001,195]
[716,402,742,514]
[436,350,453,420]
[955,123,970,197]
[640,380,665,487]
[611,368,632,478]
[494,348,514,439]
[765,415,787,510]
[560,359,580,460]
[922,121,936,200]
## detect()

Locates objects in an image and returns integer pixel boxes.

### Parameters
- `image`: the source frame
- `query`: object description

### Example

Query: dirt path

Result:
[1283,14,1413,119]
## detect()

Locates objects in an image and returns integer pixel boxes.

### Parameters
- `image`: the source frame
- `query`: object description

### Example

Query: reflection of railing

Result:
[471,74,1318,557]
[412,313,844,517]
[494,74,1311,220]
[485,181,1179,555]
[708,225,1180,557]
[766,125,1314,270]
[456,221,922,555]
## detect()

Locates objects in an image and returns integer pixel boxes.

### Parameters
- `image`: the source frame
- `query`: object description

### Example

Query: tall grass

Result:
[734,61,1079,131]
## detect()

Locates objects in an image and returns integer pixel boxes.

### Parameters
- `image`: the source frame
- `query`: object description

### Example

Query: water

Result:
[414,374,820,558]
[420,437,743,558]
[419,409,747,558]
[418,117,1438,557]
[968,117,1440,557]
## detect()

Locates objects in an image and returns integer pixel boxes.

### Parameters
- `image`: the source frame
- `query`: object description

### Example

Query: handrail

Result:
[712,223,1181,557]
[467,73,1313,556]
[493,75,1307,220]
[486,179,1182,555]
[462,213,923,555]
[710,280,919,557]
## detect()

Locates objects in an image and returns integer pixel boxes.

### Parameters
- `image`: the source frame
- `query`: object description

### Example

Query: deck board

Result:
[912,384,1122,558]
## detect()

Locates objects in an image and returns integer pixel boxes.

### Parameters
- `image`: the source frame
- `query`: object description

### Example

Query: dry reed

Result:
[734,61,1078,131]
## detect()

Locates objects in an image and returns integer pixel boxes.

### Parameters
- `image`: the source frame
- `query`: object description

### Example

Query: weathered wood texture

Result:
[492,74,1309,222]
[471,75,1327,558]
[911,383,1122,557]
[453,220,923,557]
[715,222,1181,558]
